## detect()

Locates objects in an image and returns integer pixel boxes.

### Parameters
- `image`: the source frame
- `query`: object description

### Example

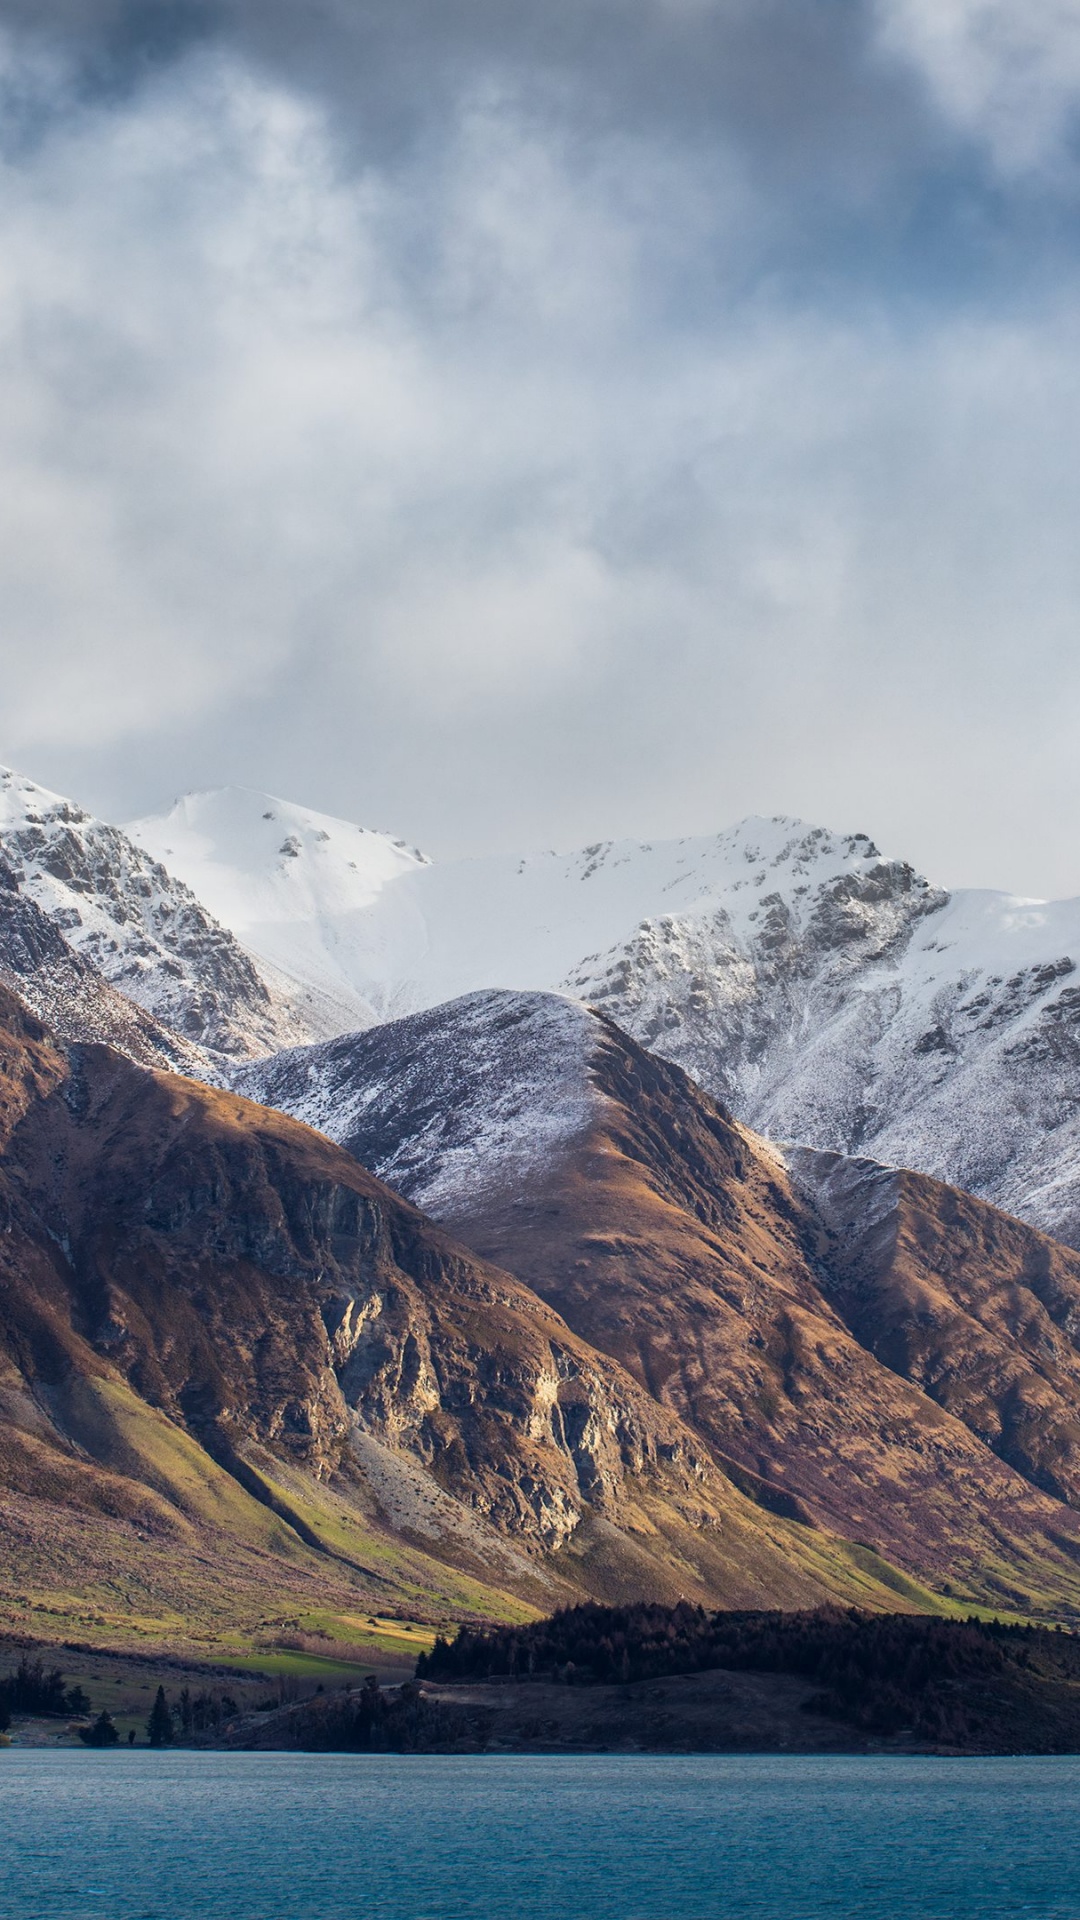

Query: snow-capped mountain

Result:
[0,768,1045,1248]
[235,987,1080,1603]
[127,796,928,1025]
[126,786,430,1037]
[130,792,1080,1245]
[0,768,305,1058]
[563,832,1080,1249]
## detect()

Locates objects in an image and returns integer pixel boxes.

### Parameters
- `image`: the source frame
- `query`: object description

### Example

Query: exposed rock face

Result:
[239,989,1080,1614]
[571,840,943,1099]
[0,983,907,1618]
[563,834,1080,1250]
[0,768,303,1058]
[126,795,1080,1246]
[0,860,210,1076]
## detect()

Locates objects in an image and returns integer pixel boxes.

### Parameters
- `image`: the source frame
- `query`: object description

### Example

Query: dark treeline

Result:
[418,1603,1080,1742]
[282,1676,475,1753]
[146,1685,241,1745]
[0,1655,90,1730]
[178,1685,239,1737]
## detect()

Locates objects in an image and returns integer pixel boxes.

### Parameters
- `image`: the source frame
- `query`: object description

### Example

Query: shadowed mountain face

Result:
[0,984,930,1646]
[0,860,211,1077]
[785,1148,1080,1510]
[238,990,1080,1615]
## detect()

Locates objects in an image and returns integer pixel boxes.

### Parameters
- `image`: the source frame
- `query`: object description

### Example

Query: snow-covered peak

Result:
[0,766,92,836]
[116,796,937,1042]
[125,787,431,1035]
[538,815,887,914]
[126,787,429,931]
[479,814,907,952]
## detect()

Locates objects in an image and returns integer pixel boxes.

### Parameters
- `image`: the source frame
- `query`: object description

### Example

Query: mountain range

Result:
[126,787,1080,1249]
[5,762,1080,1648]
[8,768,1080,1250]
[235,989,1080,1612]
[0,981,945,1645]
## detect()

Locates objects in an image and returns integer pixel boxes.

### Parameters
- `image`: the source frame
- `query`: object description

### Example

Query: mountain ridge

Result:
[127,783,1080,1246]
[0,980,938,1655]
[236,987,1080,1615]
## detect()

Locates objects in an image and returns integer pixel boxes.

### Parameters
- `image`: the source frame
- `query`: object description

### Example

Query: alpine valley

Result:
[6,764,1080,1676]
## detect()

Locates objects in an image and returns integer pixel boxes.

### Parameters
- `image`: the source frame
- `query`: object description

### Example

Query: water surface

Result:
[3,1750,1078,1920]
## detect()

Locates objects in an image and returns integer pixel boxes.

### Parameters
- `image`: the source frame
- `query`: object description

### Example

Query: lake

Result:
[3,1750,1079,1919]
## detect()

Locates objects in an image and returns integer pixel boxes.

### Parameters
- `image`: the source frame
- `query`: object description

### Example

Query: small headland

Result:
[220,1603,1080,1756]
[9,1605,1080,1755]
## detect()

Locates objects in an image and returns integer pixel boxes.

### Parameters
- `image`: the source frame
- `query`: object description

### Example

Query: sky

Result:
[0,2,1079,895]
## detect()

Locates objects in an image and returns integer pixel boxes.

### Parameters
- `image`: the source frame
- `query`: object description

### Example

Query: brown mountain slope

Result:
[0,986,923,1653]
[239,990,1080,1616]
[787,1147,1080,1507]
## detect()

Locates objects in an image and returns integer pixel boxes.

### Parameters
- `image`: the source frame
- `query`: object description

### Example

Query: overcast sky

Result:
[0,2,1079,893]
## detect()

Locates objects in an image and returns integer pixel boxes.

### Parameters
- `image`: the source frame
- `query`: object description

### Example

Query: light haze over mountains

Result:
[126,782,1080,1250]
[7,756,1080,1632]
[3,761,1080,1246]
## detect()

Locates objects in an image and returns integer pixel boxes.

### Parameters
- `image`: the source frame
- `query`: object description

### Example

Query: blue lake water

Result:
[3,1750,1080,1920]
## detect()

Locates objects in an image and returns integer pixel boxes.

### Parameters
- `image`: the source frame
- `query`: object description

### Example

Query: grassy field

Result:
[0,1610,443,1747]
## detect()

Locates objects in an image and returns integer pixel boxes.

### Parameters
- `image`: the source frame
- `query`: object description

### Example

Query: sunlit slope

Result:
[0,983,935,1654]
[239,988,1080,1617]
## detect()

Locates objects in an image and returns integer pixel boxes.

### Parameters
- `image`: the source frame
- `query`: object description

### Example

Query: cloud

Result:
[0,12,1077,895]
[875,0,1080,172]
[0,45,759,750]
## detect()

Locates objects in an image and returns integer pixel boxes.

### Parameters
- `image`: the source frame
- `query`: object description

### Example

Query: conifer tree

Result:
[78,1710,120,1748]
[147,1686,173,1747]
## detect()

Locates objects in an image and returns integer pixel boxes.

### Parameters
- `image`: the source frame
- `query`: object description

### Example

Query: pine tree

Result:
[147,1686,173,1747]
[78,1710,120,1748]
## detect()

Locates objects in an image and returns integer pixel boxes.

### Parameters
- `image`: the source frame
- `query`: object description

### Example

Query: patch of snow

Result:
[233,989,604,1217]
[0,766,303,1057]
[126,786,431,1035]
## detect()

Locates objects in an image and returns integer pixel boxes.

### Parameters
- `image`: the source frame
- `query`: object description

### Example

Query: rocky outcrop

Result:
[0,983,915,1622]
[0,860,211,1075]
[0,767,304,1058]
[240,989,1080,1615]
